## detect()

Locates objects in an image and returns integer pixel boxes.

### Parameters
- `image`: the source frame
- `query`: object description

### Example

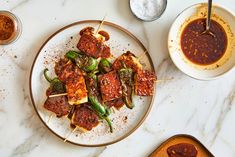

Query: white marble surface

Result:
[1,0,235,156]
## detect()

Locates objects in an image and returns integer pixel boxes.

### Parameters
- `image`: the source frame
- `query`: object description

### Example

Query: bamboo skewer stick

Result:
[64,127,78,142]
[137,50,147,61]
[48,78,172,98]
[47,114,53,123]
[155,78,174,83]
[47,78,172,99]
[111,107,116,114]
[49,93,68,98]
[95,14,107,35]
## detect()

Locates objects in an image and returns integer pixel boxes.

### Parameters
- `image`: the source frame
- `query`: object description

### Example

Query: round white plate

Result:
[168,3,235,80]
[30,20,155,146]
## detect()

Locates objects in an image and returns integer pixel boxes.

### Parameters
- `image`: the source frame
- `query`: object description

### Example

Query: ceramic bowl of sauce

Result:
[168,3,235,80]
[0,11,22,45]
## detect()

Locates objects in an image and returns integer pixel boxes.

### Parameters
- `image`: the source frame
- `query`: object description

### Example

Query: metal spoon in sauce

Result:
[201,0,215,37]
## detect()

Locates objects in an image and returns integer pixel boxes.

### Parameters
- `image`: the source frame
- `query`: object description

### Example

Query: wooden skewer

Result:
[47,79,171,99]
[155,78,174,83]
[111,107,116,114]
[47,114,53,123]
[64,127,78,142]
[95,14,107,35]
[48,78,172,97]
[137,50,147,61]
[49,93,68,98]
[134,78,173,86]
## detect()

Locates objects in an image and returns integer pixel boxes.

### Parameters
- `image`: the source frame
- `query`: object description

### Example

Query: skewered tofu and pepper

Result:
[54,58,88,105]
[85,72,113,132]
[71,103,100,131]
[43,69,70,117]
[44,93,71,118]
[112,51,142,72]
[42,26,157,134]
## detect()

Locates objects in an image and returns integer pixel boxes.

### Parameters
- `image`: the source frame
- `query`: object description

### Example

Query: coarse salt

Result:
[130,0,165,21]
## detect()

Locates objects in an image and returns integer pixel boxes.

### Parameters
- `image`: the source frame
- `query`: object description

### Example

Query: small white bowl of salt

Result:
[130,0,167,21]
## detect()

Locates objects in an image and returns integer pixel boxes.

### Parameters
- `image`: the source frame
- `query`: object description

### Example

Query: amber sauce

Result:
[0,14,15,41]
[181,18,227,65]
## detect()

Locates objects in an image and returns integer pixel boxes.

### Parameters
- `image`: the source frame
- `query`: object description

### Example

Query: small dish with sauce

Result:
[0,11,22,45]
[168,3,235,80]
[149,134,214,157]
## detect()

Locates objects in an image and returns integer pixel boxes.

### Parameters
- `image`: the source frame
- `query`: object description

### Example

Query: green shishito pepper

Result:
[118,68,134,109]
[65,51,98,72]
[43,68,65,93]
[98,58,112,73]
[104,116,113,133]
[86,72,113,133]
[89,96,106,116]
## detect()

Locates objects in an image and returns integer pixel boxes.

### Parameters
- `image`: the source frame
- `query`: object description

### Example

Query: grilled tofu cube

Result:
[105,98,125,110]
[112,51,142,72]
[134,70,156,96]
[55,59,84,83]
[66,75,88,105]
[77,34,111,58]
[71,103,99,131]
[99,71,122,102]
[44,88,71,118]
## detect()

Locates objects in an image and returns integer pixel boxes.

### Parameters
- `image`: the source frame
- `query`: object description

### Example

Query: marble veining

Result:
[10,0,30,11]
[1,0,235,157]
[208,89,235,146]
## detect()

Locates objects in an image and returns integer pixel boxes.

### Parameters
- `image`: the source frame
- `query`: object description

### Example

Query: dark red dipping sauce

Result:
[181,18,227,65]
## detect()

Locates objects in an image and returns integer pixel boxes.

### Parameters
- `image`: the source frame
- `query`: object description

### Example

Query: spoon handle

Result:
[206,0,212,30]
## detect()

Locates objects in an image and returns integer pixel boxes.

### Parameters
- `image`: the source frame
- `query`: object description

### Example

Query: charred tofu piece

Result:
[55,59,84,83]
[54,58,69,76]
[44,88,70,118]
[77,34,100,58]
[54,59,87,105]
[77,33,111,58]
[105,98,125,110]
[112,51,142,72]
[134,70,156,96]
[66,75,88,105]
[71,103,99,131]
[99,71,122,102]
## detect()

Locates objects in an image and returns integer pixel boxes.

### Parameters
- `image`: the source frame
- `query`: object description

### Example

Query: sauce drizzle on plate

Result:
[181,18,227,65]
